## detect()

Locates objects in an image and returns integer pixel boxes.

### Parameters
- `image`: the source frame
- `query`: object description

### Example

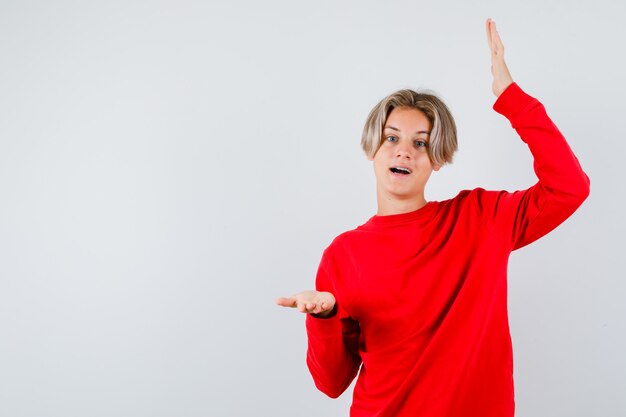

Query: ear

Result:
[432,164,441,172]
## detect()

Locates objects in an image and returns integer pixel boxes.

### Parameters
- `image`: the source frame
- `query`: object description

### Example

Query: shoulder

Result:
[442,187,494,207]
[318,221,374,263]
[325,228,362,252]
[439,187,516,217]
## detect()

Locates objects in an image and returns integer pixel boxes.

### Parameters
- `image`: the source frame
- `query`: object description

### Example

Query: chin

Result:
[387,188,421,198]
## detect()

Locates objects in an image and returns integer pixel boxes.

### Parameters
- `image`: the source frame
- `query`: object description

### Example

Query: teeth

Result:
[391,167,411,174]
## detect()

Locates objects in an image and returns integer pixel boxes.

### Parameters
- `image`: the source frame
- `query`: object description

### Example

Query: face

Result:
[369,106,440,200]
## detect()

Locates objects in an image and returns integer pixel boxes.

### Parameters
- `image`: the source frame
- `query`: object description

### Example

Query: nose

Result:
[396,141,413,159]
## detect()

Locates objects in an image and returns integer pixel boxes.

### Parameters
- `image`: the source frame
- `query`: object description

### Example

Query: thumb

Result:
[275,297,297,308]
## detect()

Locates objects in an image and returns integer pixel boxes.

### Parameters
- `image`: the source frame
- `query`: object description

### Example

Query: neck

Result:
[376,191,428,216]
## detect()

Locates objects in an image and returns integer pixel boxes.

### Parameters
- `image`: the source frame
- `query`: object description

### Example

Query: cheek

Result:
[373,161,389,180]
[374,163,385,177]
[371,154,385,170]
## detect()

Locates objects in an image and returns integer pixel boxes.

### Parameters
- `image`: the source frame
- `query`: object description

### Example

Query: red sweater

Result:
[305,83,590,417]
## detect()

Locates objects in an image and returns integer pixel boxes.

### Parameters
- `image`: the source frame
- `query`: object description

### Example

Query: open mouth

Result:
[389,167,412,175]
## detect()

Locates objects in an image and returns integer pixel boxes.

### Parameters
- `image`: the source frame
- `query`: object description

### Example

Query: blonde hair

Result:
[361,89,458,166]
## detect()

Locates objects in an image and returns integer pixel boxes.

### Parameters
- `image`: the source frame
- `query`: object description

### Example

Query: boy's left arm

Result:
[490,83,590,249]
[483,19,589,249]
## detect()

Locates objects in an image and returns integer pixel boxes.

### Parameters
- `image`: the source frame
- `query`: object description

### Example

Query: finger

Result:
[489,20,498,54]
[485,18,493,51]
[309,301,324,314]
[490,21,505,57]
[312,302,325,314]
[493,25,504,54]
[275,297,297,308]
[315,301,328,314]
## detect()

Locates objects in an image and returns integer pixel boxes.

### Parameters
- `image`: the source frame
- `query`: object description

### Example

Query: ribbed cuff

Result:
[306,310,342,335]
[492,82,536,120]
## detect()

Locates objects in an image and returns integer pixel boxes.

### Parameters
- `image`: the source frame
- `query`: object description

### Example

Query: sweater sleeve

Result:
[305,250,361,398]
[481,83,590,250]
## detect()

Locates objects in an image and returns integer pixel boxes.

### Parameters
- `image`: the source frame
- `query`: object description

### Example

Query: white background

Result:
[1,0,624,416]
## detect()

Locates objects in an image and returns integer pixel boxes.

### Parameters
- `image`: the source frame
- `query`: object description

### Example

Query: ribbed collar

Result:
[363,201,439,229]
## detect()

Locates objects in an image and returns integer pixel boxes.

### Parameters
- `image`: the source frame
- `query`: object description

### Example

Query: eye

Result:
[414,140,428,148]
[385,136,398,143]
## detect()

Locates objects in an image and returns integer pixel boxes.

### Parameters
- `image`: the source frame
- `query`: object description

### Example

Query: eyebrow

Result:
[383,125,430,135]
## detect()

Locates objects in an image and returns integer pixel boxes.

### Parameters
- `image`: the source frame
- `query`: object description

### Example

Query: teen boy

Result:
[276,19,589,417]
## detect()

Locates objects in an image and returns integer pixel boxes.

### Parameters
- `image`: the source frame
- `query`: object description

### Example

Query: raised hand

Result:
[276,290,336,317]
[486,18,514,98]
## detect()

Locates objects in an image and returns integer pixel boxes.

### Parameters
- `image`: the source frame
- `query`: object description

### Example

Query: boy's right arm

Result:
[305,302,361,398]
[276,254,362,398]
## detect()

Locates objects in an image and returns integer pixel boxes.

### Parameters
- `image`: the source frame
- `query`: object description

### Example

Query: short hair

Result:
[361,89,458,166]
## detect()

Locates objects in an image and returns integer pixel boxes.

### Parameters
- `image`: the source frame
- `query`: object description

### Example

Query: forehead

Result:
[384,107,430,131]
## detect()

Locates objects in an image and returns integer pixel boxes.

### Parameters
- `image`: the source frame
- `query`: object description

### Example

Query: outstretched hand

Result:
[276,290,336,317]
[486,18,514,98]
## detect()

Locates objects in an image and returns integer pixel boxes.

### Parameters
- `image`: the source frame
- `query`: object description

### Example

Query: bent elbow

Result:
[572,172,591,204]
[318,383,344,399]
[306,356,355,399]
[309,370,351,399]
[558,171,590,207]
